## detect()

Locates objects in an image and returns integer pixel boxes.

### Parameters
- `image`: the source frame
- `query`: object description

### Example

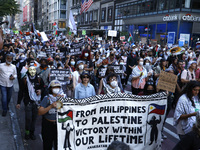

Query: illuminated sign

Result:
[182,14,200,22]
[163,14,178,21]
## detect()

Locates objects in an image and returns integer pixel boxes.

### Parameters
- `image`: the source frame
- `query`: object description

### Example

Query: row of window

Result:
[116,0,200,19]
[77,6,113,25]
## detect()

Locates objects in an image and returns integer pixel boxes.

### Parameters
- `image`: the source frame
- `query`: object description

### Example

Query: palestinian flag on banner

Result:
[128,33,132,42]
[58,110,73,123]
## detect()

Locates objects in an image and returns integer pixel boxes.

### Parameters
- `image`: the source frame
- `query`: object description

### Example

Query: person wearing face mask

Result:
[0,54,17,116]
[96,59,109,79]
[103,73,121,94]
[131,57,152,95]
[75,71,96,99]
[48,57,56,69]
[16,65,44,140]
[119,59,127,89]
[36,58,50,99]
[69,58,76,72]
[38,80,65,150]
[73,61,85,88]
[53,55,64,68]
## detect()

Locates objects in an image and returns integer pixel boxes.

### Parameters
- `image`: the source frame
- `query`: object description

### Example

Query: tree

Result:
[0,0,21,17]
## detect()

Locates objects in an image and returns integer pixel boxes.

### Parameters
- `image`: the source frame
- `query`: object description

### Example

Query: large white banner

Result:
[57,92,167,150]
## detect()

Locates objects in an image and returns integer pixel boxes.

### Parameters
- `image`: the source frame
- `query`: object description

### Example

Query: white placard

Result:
[108,30,117,37]
[40,32,49,42]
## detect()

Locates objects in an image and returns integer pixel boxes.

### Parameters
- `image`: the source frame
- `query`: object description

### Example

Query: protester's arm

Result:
[179,112,197,120]
[132,73,142,81]
[38,102,57,116]
[98,79,103,95]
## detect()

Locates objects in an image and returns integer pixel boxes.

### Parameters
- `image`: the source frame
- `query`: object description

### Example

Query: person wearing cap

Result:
[0,54,17,116]
[38,80,63,150]
[174,81,200,139]
[74,71,95,99]
[16,65,44,140]
[173,111,200,150]
[181,61,197,86]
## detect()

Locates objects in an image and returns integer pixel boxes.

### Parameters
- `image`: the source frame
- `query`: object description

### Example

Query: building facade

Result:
[115,0,200,46]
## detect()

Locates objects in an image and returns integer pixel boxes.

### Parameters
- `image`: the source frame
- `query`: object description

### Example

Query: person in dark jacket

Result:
[16,65,44,140]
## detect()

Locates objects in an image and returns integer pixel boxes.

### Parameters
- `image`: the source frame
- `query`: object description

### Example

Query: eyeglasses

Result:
[83,76,89,79]
[110,78,117,81]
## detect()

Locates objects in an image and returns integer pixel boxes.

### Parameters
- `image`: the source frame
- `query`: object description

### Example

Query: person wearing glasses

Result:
[174,81,200,139]
[74,71,96,99]
[103,73,121,94]
[181,61,197,88]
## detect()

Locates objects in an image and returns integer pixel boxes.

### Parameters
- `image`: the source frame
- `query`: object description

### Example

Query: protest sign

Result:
[40,32,49,42]
[37,51,47,58]
[108,65,124,75]
[45,48,55,57]
[50,69,71,85]
[98,37,102,41]
[57,92,167,150]
[69,42,83,56]
[120,36,125,41]
[157,71,178,93]
[98,68,107,77]
[108,30,117,37]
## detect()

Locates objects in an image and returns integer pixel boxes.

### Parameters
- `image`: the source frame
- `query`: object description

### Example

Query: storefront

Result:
[115,12,200,47]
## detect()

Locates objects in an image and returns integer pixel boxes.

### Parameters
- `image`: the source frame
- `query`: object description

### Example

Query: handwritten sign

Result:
[157,71,177,93]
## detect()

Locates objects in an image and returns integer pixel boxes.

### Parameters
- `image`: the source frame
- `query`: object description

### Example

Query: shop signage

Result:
[163,14,178,21]
[182,14,200,22]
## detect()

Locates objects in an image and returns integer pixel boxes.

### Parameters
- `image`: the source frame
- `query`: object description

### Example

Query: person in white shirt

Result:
[0,54,17,116]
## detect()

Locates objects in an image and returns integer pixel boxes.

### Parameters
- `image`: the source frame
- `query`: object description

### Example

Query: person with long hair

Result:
[174,81,200,139]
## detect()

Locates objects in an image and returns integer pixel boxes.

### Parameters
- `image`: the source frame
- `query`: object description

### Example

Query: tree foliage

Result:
[0,0,21,17]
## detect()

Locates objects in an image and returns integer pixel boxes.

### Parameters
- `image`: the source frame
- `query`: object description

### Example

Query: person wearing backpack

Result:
[16,65,44,140]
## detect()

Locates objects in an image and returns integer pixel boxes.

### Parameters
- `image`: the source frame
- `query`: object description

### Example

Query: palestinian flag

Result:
[58,110,73,123]
[53,22,57,29]
[54,30,58,36]
[128,33,132,42]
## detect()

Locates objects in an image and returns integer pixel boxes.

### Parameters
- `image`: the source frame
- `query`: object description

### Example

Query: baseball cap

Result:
[49,80,61,87]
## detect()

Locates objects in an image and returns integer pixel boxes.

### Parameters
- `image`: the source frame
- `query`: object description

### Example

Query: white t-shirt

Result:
[181,69,196,81]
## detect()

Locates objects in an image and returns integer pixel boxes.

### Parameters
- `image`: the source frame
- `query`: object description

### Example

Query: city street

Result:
[0,81,179,150]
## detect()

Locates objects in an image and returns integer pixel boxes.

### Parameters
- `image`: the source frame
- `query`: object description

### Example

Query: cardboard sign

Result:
[108,65,124,75]
[50,69,71,85]
[157,71,178,93]
[120,36,125,41]
[57,92,167,150]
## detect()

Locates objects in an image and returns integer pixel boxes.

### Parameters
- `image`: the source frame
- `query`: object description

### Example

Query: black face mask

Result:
[40,64,46,68]
[110,54,114,56]
[145,90,154,95]
[49,62,53,66]
[55,58,60,61]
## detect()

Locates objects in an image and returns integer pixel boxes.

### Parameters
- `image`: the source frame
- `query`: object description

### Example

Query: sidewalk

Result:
[0,79,24,150]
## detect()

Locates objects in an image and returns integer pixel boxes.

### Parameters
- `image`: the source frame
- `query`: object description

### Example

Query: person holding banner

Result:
[174,81,200,139]
[74,71,95,99]
[38,80,63,150]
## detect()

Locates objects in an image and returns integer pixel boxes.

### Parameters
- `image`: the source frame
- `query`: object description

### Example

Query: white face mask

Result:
[120,62,124,65]
[102,57,106,60]
[111,81,118,87]
[146,63,150,66]
[6,60,12,65]
[85,53,89,57]
[139,62,143,66]
[52,88,60,94]
[103,65,107,68]
[79,64,84,70]
[71,61,75,65]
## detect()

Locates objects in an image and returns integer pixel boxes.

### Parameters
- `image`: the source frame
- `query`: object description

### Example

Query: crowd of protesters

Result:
[0,32,200,150]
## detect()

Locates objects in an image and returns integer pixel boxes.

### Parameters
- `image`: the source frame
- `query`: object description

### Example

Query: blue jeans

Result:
[0,86,13,111]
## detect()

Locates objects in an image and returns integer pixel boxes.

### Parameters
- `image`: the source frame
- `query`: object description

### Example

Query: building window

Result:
[60,0,66,9]
[81,13,84,24]
[89,11,93,22]
[192,0,200,9]
[107,7,113,21]
[85,12,88,23]
[59,21,66,28]
[101,8,106,22]
[60,11,66,18]
[93,10,98,22]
